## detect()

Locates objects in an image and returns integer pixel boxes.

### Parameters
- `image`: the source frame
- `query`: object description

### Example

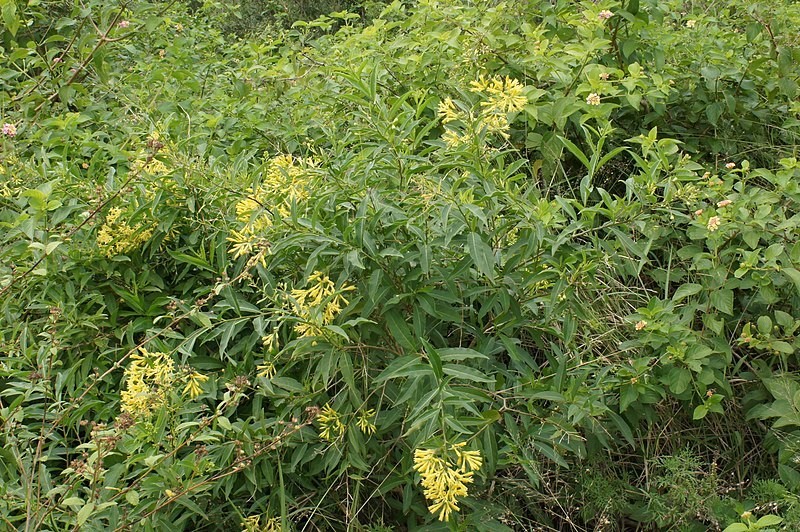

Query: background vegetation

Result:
[1,0,800,530]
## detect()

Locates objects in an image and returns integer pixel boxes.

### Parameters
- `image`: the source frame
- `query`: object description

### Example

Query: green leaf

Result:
[384,309,417,352]
[437,347,488,362]
[45,241,62,254]
[173,494,208,518]
[672,283,703,302]
[375,356,432,382]
[77,502,95,526]
[530,391,566,402]
[442,364,494,383]
[1,0,19,37]
[125,490,140,506]
[556,135,590,169]
[710,289,733,315]
[167,250,215,272]
[424,343,443,381]
[721,524,748,532]
[693,404,709,420]
[61,497,83,508]
[466,232,496,281]
[783,268,800,297]
[217,416,232,430]
[755,515,782,527]
[345,249,364,270]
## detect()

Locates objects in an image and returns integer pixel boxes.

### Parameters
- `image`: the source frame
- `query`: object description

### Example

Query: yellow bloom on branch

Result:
[437,97,461,123]
[96,207,153,257]
[289,271,355,338]
[120,348,176,418]
[356,408,377,435]
[476,75,528,115]
[413,442,482,521]
[318,403,346,441]
[183,371,209,399]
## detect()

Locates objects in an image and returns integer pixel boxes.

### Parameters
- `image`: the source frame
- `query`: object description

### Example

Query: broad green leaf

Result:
[672,283,703,302]
[125,490,140,506]
[466,232,495,281]
[437,347,488,362]
[375,356,432,382]
[710,289,733,315]
[442,364,494,383]
[77,502,95,526]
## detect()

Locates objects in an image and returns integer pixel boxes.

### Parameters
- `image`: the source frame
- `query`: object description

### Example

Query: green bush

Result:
[1,0,800,530]
[214,0,388,35]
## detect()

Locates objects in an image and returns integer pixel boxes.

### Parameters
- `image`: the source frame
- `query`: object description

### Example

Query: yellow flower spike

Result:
[318,403,346,441]
[257,361,276,379]
[235,196,261,223]
[413,443,482,521]
[96,207,153,257]
[183,371,209,399]
[290,272,355,338]
[356,409,377,435]
[437,97,461,123]
[121,348,178,418]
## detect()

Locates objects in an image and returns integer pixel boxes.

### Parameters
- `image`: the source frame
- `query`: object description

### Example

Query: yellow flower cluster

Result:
[289,271,355,337]
[0,154,22,197]
[413,442,482,521]
[356,408,377,435]
[183,370,209,399]
[120,348,176,418]
[437,97,461,124]
[318,403,345,441]
[96,207,153,257]
[132,156,169,175]
[227,154,316,263]
[263,154,314,209]
[120,348,209,418]
[241,515,282,532]
[442,128,474,148]
[257,329,279,379]
[471,75,528,115]
[439,75,528,147]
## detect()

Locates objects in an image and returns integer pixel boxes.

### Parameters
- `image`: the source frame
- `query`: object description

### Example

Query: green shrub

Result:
[2,0,800,530]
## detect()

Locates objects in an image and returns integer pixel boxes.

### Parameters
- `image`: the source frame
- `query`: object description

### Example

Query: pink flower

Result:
[586,93,601,106]
[598,10,613,20]
[118,20,130,28]
[694,209,704,216]
[707,216,721,232]
[599,72,610,81]
[2,123,17,137]
[635,320,648,331]
[716,199,732,208]
[725,162,736,169]
[53,57,62,64]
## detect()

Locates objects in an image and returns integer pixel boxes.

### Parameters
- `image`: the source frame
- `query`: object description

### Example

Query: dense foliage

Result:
[2,0,800,530]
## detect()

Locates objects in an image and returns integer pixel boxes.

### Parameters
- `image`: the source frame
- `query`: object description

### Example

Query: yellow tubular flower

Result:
[183,371,209,399]
[290,272,355,338]
[120,348,177,418]
[356,409,377,435]
[256,361,275,379]
[413,442,482,521]
[479,76,528,115]
[96,207,154,257]
[318,403,346,441]
[437,97,461,123]
[235,196,261,222]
